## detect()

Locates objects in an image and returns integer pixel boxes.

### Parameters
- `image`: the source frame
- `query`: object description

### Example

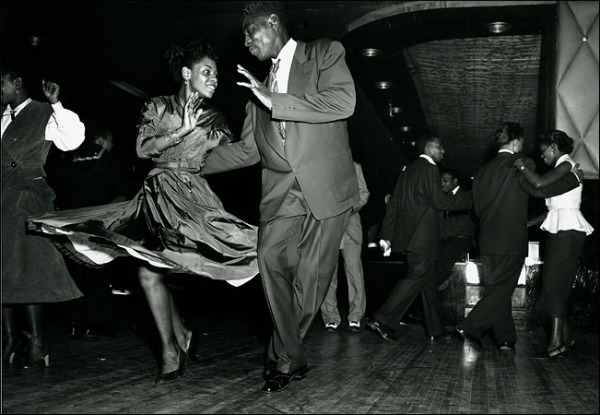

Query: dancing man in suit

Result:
[365,136,472,342]
[456,122,581,352]
[204,1,358,392]
[435,168,476,292]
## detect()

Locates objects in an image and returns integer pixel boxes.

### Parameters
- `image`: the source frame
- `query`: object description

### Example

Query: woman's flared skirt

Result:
[29,169,259,286]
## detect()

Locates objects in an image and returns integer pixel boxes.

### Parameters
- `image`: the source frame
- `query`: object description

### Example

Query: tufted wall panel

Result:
[556,1,599,178]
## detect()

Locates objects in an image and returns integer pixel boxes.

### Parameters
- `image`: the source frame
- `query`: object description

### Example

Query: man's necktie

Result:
[268,59,285,141]
[267,59,279,92]
[10,110,16,121]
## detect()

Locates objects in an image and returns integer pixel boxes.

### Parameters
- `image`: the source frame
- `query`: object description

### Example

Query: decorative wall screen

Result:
[556,1,599,179]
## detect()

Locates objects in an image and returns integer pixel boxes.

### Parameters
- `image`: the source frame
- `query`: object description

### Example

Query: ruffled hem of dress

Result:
[30,222,258,287]
[541,209,594,236]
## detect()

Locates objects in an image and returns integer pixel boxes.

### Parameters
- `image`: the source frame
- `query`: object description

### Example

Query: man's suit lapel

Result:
[288,41,310,96]
[259,41,310,159]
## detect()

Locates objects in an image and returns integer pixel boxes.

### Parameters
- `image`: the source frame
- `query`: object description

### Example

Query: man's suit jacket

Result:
[440,187,476,240]
[473,152,579,257]
[204,39,359,222]
[379,157,472,256]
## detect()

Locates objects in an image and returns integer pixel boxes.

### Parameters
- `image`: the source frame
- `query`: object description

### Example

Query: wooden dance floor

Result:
[2,276,599,414]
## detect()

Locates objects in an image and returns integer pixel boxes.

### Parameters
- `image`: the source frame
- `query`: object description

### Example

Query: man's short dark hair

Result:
[416,135,439,154]
[440,168,458,180]
[1,56,34,91]
[243,1,288,27]
[495,122,523,146]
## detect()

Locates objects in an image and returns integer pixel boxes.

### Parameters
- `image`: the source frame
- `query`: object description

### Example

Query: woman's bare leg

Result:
[138,265,179,374]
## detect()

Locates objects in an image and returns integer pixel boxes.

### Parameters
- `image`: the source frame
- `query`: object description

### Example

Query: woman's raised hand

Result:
[181,92,204,133]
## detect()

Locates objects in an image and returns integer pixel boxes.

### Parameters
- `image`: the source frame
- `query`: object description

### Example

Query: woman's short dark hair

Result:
[540,130,574,154]
[495,122,524,146]
[164,40,218,83]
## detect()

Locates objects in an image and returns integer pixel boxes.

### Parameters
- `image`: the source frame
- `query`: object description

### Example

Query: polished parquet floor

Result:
[2,275,599,414]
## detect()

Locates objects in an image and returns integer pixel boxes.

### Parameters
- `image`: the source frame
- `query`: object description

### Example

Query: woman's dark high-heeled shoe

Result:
[182,329,200,362]
[2,334,22,365]
[530,344,569,359]
[178,347,188,377]
[22,331,50,368]
[155,344,187,384]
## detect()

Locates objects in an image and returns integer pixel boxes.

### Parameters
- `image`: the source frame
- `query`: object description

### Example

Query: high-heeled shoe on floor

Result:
[155,344,187,384]
[530,344,569,359]
[182,329,200,362]
[22,331,50,368]
[2,334,23,365]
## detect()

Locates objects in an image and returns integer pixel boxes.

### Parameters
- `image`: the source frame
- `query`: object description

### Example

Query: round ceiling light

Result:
[361,48,382,57]
[400,126,414,132]
[374,81,393,90]
[388,105,403,117]
[29,36,43,46]
[487,22,511,34]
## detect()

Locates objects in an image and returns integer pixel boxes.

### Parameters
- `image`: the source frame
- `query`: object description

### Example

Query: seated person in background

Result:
[57,124,135,209]
[435,169,476,292]
[54,124,137,337]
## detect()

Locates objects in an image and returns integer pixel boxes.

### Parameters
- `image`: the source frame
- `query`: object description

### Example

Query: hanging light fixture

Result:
[374,81,393,90]
[29,36,43,46]
[361,48,382,57]
[487,21,511,34]
[388,102,403,118]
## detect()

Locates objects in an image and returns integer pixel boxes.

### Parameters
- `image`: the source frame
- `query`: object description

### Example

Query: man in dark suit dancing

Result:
[204,1,358,392]
[365,136,472,341]
[435,168,476,292]
[456,122,581,352]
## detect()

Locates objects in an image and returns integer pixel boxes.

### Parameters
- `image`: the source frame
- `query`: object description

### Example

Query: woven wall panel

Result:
[556,1,599,178]
[405,36,541,175]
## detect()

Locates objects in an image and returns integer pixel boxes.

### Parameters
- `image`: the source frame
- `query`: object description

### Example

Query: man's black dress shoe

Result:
[263,361,278,380]
[399,312,422,326]
[455,327,484,351]
[261,364,308,393]
[365,318,397,341]
[498,341,515,352]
